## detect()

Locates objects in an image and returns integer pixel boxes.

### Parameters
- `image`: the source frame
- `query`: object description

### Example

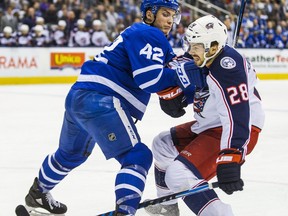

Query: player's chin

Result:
[193,58,203,66]
[162,28,171,36]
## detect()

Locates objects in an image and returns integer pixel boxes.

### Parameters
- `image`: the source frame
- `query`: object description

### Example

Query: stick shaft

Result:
[96,182,218,216]
[233,0,247,47]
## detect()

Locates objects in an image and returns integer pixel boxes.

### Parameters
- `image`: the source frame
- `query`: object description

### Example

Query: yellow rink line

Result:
[0,76,78,85]
[0,74,287,85]
[257,74,288,80]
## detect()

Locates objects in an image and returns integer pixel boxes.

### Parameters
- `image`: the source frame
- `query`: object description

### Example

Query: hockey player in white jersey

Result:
[51,20,68,46]
[0,26,16,46]
[31,25,48,47]
[90,19,111,47]
[22,0,204,215]
[68,19,91,47]
[16,24,32,47]
[145,15,265,216]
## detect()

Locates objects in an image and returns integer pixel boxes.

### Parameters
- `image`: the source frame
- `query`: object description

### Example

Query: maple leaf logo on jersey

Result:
[205,23,214,30]
[193,87,210,118]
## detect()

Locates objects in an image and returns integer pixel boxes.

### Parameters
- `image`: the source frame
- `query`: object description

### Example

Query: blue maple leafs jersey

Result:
[72,22,178,120]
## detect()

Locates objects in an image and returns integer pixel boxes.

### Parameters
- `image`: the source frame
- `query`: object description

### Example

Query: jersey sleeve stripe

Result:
[209,73,234,149]
[139,68,163,90]
[77,74,146,113]
[133,64,163,77]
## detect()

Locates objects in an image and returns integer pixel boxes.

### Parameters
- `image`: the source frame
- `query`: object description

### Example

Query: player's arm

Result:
[210,59,250,195]
[127,29,204,93]
[157,53,198,118]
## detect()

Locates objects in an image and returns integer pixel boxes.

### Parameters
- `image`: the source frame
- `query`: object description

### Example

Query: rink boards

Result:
[0,47,287,84]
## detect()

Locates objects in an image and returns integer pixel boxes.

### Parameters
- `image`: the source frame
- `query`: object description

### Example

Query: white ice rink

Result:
[1,80,288,216]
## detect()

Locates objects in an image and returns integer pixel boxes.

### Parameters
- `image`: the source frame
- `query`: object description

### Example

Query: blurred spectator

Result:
[90,19,110,47]
[32,16,51,44]
[258,29,267,48]
[55,0,65,11]
[223,14,235,46]
[274,25,286,48]
[44,3,58,25]
[57,5,68,20]
[282,31,288,48]
[68,19,91,47]
[174,23,186,48]
[106,5,119,35]
[0,26,16,46]
[31,24,48,47]
[65,10,77,38]
[95,4,106,22]
[0,8,4,28]
[0,0,287,48]
[265,29,276,48]
[33,1,43,18]
[21,7,36,30]
[51,20,68,46]
[246,30,260,48]
[39,0,49,15]
[0,6,18,32]
[16,24,32,46]
[110,22,125,40]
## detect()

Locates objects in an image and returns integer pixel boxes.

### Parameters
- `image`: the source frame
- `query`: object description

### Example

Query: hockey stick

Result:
[96,182,219,216]
[232,0,247,47]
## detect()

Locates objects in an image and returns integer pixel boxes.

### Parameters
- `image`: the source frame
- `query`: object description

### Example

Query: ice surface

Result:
[0,80,287,215]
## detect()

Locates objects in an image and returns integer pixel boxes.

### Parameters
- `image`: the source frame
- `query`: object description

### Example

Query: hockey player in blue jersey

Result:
[22,0,204,215]
[145,15,265,216]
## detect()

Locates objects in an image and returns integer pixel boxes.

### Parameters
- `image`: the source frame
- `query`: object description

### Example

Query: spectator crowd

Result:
[0,0,287,48]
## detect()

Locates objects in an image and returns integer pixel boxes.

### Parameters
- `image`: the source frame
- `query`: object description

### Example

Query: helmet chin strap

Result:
[199,51,218,68]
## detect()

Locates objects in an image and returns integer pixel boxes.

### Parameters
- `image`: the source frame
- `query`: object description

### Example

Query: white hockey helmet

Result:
[20,24,29,33]
[185,15,228,67]
[77,19,86,27]
[36,16,44,24]
[58,20,66,27]
[34,24,43,32]
[3,26,13,34]
[92,19,102,26]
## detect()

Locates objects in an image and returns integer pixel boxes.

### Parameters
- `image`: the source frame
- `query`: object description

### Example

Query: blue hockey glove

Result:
[216,148,244,195]
[175,61,205,90]
[157,87,188,118]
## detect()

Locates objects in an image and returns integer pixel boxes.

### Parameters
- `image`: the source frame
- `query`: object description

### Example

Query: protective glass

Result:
[173,11,181,24]
[181,36,190,52]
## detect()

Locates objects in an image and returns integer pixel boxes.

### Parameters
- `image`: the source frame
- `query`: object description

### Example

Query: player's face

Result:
[154,8,176,35]
[188,43,205,66]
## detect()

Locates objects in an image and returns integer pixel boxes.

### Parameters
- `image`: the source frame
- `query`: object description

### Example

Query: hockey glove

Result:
[157,87,188,118]
[175,61,205,90]
[216,148,244,195]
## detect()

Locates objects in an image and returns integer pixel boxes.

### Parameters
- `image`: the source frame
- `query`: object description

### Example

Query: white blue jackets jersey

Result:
[0,33,16,46]
[72,22,177,120]
[191,45,265,153]
[16,32,32,46]
[68,27,91,47]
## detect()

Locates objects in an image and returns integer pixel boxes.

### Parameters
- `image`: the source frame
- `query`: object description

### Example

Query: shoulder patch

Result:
[220,57,236,69]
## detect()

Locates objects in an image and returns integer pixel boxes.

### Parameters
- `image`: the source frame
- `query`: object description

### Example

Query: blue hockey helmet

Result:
[140,0,181,24]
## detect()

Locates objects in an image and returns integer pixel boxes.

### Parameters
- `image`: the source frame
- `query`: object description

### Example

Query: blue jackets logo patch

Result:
[220,57,236,69]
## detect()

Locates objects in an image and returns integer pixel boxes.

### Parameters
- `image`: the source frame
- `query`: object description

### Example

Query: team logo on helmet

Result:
[220,57,236,69]
[205,22,214,30]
